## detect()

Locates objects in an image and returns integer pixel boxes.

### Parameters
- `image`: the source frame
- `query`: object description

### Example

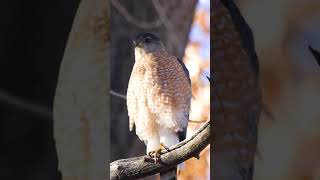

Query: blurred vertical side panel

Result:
[53,0,109,179]
[212,0,262,179]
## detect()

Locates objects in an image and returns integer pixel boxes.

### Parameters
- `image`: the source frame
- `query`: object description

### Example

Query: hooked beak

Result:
[133,39,142,47]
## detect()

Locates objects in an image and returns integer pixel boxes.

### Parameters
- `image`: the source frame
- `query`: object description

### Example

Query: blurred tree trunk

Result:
[110,0,198,163]
[53,0,108,179]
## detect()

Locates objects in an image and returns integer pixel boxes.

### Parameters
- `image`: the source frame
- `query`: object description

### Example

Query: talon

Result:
[148,144,168,164]
[144,156,155,163]
[148,151,155,157]
[147,150,160,164]
[160,143,170,152]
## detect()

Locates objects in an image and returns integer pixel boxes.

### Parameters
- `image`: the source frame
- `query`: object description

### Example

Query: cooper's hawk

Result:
[127,33,191,180]
[213,0,262,179]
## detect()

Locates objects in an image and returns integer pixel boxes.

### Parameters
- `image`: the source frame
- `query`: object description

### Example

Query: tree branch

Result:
[0,89,52,119]
[111,0,163,29]
[110,90,127,100]
[151,0,181,52]
[109,120,210,180]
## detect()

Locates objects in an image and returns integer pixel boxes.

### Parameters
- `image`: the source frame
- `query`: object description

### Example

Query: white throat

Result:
[134,47,150,62]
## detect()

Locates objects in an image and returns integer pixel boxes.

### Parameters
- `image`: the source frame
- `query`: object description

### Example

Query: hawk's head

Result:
[133,33,165,60]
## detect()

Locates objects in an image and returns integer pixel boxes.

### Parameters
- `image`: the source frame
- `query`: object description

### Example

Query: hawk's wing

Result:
[144,52,191,133]
[177,58,191,85]
[126,64,140,131]
[176,58,190,141]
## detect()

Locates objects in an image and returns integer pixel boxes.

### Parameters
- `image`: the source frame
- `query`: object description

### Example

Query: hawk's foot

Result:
[148,143,169,164]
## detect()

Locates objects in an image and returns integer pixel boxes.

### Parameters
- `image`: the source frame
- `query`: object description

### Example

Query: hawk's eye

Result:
[144,38,151,43]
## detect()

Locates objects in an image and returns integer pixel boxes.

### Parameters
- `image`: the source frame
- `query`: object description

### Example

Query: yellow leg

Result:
[148,143,170,164]
[160,143,170,152]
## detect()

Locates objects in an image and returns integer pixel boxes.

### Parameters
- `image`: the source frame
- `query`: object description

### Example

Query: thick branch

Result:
[109,121,210,180]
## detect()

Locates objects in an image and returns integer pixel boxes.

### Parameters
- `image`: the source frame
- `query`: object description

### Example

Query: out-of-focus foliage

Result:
[179,0,210,179]
[235,0,320,179]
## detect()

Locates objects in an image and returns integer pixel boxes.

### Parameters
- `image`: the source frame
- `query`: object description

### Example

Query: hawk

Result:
[126,33,191,180]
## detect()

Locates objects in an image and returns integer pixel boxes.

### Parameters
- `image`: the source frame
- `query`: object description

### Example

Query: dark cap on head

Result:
[133,33,160,47]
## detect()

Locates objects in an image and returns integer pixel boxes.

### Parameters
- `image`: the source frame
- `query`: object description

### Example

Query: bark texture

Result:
[110,121,209,180]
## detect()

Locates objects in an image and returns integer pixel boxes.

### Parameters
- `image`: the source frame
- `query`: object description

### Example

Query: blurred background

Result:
[110,0,210,179]
[232,0,320,179]
[7,0,320,179]
[0,1,80,179]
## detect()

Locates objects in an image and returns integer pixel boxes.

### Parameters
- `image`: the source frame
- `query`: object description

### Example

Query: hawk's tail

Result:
[160,166,177,180]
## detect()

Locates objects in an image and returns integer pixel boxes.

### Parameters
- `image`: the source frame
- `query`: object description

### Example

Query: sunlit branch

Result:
[109,120,210,180]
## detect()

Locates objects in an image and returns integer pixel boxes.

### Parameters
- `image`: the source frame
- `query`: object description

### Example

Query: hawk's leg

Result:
[147,143,170,164]
[160,142,170,152]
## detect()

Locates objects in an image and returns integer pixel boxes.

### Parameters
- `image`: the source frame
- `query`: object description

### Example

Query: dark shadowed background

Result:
[0,1,80,179]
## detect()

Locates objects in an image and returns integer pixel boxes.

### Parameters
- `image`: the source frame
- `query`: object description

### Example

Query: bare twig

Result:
[109,120,210,180]
[206,76,210,82]
[151,0,181,51]
[0,89,52,119]
[111,0,163,29]
[188,119,208,123]
[110,90,127,100]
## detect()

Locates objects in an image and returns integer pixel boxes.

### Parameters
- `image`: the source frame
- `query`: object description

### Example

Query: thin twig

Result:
[109,120,210,180]
[0,89,52,119]
[110,90,127,100]
[188,119,208,123]
[111,0,163,29]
